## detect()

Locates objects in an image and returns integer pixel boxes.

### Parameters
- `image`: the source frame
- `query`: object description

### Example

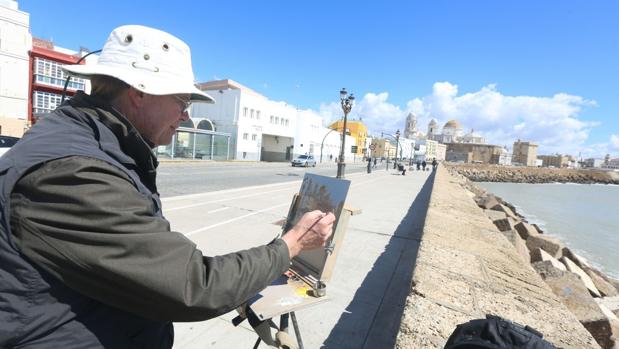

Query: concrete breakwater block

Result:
[562,257,602,298]
[494,217,518,232]
[491,203,519,220]
[501,229,530,263]
[596,296,619,318]
[477,194,500,209]
[533,261,613,349]
[526,235,564,260]
[515,221,540,240]
[563,248,619,297]
[484,209,506,222]
[531,248,566,271]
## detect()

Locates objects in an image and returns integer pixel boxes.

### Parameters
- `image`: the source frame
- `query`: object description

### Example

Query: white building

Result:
[192,79,352,163]
[461,129,486,144]
[296,109,352,162]
[498,147,512,166]
[0,0,31,136]
[602,158,619,170]
[399,137,415,161]
[192,79,297,161]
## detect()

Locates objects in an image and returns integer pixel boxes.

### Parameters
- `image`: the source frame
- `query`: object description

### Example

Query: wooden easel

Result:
[232,192,361,349]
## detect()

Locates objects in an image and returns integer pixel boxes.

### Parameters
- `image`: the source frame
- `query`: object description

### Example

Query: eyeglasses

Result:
[173,95,192,113]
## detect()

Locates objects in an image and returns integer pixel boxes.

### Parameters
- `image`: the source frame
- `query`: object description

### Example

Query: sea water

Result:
[478,182,619,280]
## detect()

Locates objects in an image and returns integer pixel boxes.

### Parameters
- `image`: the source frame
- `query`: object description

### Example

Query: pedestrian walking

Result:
[373,157,377,168]
[0,25,335,348]
[432,158,438,170]
[422,160,427,171]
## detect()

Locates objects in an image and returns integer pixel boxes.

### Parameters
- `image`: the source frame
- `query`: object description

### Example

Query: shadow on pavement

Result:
[323,171,436,349]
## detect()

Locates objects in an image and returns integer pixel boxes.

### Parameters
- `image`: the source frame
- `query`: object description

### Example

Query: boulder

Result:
[484,209,506,222]
[514,221,540,240]
[526,234,564,259]
[533,262,615,349]
[477,194,500,209]
[562,256,602,298]
[501,229,530,263]
[493,217,518,232]
[530,248,566,271]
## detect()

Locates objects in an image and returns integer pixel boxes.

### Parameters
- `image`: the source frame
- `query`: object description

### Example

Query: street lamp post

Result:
[337,88,355,179]
[393,129,400,169]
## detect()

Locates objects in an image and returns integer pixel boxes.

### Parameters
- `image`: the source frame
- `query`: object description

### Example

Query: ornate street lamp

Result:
[337,88,355,179]
[393,129,400,169]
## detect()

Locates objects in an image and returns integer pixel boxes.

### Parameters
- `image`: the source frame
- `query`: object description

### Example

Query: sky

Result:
[20,0,619,158]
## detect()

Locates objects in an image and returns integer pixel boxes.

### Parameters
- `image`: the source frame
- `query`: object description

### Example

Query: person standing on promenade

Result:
[422,160,427,171]
[0,25,335,349]
[432,158,438,170]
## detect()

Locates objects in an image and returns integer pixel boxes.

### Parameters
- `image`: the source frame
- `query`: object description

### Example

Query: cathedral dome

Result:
[443,119,462,129]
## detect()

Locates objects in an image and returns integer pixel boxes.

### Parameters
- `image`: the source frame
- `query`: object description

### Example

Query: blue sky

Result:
[21,0,618,157]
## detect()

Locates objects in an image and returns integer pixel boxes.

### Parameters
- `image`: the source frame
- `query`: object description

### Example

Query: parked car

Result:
[291,154,316,167]
[0,135,19,158]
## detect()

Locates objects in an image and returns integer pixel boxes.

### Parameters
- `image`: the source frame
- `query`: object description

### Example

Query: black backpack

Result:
[444,315,557,349]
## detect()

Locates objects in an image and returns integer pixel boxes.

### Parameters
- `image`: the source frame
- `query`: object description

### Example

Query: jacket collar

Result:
[67,91,159,192]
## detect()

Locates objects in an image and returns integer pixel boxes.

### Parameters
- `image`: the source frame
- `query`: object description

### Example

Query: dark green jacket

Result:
[0,92,289,348]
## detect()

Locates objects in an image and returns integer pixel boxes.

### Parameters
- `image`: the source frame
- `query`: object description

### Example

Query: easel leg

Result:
[280,313,289,333]
[290,312,304,349]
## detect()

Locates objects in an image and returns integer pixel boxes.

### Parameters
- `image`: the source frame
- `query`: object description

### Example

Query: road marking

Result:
[207,207,231,214]
[186,203,290,237]
[165,187,293,212]
[162,171,367,203]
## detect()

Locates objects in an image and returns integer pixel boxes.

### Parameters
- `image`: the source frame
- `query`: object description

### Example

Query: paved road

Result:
[157,160,376,197]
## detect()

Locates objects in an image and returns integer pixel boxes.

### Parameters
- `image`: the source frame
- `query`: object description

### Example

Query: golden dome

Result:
[443,119,462,129]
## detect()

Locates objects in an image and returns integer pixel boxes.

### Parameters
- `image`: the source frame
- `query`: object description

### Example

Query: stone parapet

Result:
[395,165,601,348]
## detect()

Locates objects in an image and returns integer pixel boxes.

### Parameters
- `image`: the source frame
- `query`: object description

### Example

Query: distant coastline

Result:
[445,163,619,184]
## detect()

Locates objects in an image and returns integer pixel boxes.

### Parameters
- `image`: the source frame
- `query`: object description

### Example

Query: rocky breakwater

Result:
[445,163,619,184]
[395,165,609,349]
[463,175,619,349]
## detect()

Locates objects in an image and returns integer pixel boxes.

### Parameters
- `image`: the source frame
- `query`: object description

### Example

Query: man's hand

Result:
[281,210,336,258]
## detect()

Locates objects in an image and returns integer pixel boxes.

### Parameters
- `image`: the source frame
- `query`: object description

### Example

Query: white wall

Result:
[0,0,31,127]
[191,87,297,161]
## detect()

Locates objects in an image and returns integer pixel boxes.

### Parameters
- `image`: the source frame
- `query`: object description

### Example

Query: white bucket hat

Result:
[63,25,214,103]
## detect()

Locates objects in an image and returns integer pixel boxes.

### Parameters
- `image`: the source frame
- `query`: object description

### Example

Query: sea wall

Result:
[395,164,619,348]
[445,163,619,184]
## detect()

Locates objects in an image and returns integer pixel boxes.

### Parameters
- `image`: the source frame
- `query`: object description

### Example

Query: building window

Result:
[33,57,85,91]
[243,107,248,117]
[280,118,285,125]
[250,109,254,118]
[33,91,62,114]
[275,117,279,124]
[285,119,289,127]
[243,133,248,140]
[256,110,260,120]
[252,134,257,141]
[270,115,274,123]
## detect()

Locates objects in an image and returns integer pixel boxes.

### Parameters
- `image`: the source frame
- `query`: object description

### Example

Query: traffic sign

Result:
[369,144,376,150]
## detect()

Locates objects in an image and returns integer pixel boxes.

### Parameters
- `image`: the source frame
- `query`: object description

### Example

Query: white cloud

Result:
[310,82,613,156]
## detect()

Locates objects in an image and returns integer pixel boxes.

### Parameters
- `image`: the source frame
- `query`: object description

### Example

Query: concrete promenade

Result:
[164,167,434,348]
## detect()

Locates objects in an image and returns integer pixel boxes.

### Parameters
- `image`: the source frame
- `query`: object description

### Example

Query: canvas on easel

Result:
[247,173,356,321]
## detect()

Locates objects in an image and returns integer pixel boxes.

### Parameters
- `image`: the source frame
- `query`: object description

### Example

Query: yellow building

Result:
[328,120,368,156]
[369,139,396,159]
